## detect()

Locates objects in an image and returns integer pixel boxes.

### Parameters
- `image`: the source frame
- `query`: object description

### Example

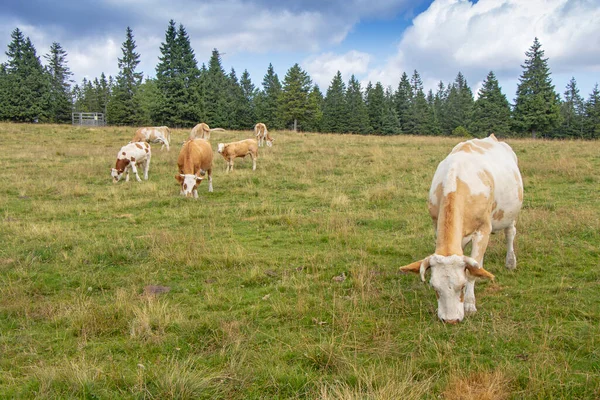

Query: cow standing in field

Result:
[111,142,151,183]
[400,134,523,324]
[176,139,213,197]
[132,126,171,151]
[254,123,274,147]
[189,123,225,140]
[217,139,258,172]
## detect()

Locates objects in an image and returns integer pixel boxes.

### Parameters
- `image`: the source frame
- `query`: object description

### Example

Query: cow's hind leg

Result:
[143,157,150,180]
[208,169,213,192]
[465,225,491,314]
[252,153,257,171]
[505,222,517,270]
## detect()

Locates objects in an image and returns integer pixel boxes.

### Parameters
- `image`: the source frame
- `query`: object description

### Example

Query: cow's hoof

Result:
[506,253,517,270]
[464,302,477,315]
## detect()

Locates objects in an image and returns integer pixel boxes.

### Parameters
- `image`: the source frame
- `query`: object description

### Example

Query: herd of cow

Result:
[110,122,274,196]
[110,126,523,324]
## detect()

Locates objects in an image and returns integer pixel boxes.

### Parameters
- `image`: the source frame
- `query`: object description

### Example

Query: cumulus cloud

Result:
[365,0,600,94]
[303,51,372,89]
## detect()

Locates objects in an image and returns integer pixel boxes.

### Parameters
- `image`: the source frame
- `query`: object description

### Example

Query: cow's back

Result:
[430,136,522,232]
[178,139,213,174]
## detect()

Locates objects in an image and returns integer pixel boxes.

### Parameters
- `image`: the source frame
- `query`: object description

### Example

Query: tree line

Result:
[1,23,599,139]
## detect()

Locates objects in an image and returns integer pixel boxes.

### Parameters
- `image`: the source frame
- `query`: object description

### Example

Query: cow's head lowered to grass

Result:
[176,171,205,198]
[401,254,494,323]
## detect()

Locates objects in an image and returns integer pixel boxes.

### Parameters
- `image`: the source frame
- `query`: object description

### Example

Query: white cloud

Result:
[365,0,600,95]
[303,51,372,89]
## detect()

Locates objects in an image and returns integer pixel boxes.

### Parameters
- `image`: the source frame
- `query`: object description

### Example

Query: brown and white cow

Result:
[132,126,171,151]
[217,139,258,173]
[254,123,274,147]
[111,142,151,183]
[175,139,213,197]
[400,134,523,323]
[189,123,225,141]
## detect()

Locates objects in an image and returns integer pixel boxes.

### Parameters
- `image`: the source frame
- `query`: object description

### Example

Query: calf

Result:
[132,126,171,151]
[189,123,225,140]
[217,139,258,172]
[111,142,151,182]
[254,122,274,147]
[176,139,213,197]
[400,134,523,323]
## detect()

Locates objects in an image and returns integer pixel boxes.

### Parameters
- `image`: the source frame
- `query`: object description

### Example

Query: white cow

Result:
[400,134,523,323]
[111,142,151,182]
[132,126,171,151]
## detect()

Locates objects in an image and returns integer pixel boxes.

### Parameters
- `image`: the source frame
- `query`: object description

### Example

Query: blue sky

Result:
[1,0,599,101]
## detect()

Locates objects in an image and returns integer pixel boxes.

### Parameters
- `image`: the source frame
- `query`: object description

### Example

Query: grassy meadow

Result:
[0,123,599,399]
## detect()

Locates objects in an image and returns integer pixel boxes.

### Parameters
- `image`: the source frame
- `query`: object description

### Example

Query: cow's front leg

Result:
[130,162,142,182]
[208,172,213,192]
[252,155,256,171]
[125,166,130,182]
[465,226,491,314]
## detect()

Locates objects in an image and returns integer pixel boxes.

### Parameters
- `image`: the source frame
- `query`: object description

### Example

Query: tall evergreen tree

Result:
[2,29,50,122]
[155,20,179,125]
[406,70,433,135]
[513,37,561,138]
[225,68,245,130]
[239,69,257,129]
[394,72,412,133]
[559,77,585,138]
[305,84,324,132]
[345,75,371,134]
[322,71,348,133]
[278,63,311,131]
[366,82,385,134]
[382,87,401,135]
[584,84,600,139]
[444,72,474,134]
[135,77,160,125]
[174,23,201,126]
[107,26,143,125]
[255,63,282,129]
[434,81,448,135]
[203,48,229,127]
[469,71,512,137]
[44,42,73,123]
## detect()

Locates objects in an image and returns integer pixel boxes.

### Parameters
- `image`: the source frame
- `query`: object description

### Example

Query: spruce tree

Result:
[135,77,161,125]
[366,82,385,134]
[155,20,179,125]
[278,63,311,131]
[407,70,433,135]
[239,70,256,129]
[107,26,143,125]
[204,48,229,127]
[426,89,441,135]
[345,75,370,134]
[470,71,511,137]
[394,72,412,133]
[322,71,348,133]
[434,81,449,135]
[305,84,324,132]
[444,72,474,134]
[513,37,561,138]
[174,23,201,126]
[256,63,283,129]
[584,84,600,139]
[382,87,401,135]
[225,68,245,130]
[2,29,50,122]
[559,77,585,138]
[44,42,73,123]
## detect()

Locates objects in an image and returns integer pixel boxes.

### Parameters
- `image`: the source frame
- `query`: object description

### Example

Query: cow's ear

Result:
[464,257,494,280]
[400,257,431,282]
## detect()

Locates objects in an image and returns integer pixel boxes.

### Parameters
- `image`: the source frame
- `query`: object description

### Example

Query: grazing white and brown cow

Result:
[189,123,225,140]
[400,134,523,324]
[217,139,258,173]
[111,142,151,183]
[254,123,274,147]
[132,126,171,151]
[175,139,213,197]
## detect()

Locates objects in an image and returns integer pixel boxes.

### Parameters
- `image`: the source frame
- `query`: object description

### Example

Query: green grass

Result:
[0,123,599,399]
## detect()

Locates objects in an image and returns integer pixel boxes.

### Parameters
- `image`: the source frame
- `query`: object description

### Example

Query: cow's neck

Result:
[435,190,465,256]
